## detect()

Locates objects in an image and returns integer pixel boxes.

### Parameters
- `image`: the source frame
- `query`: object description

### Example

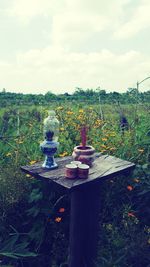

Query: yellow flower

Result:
[55,217,62,223]
[101,149,106,153]
[79,109,84,113]
[109,133,116,137]
[26,174,31,178]
[29,160,37,165]
[134,178,140,183]
[101,144,107,148]
[66,111,73,115]
[95,119,102,127]
[56,106,63,110]
[60,127,65,131]
[102,138,107,142]
[77,115,83,120]
[6,152,12,157]
[59,152,68,157]
[109,147,116,151]
[18,141,24,144]
[138,149,144,153]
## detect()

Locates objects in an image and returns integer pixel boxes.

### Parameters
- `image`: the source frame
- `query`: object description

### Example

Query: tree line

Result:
[0,87,150,107]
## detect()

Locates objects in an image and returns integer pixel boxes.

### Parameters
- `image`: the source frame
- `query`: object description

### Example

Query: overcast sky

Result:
[0,0,150,94]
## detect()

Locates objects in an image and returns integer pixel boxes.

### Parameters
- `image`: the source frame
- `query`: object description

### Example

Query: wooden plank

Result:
[21,154,135,190]
[21,154,135,267]
[69,183,101,267]
[21,156,71,175]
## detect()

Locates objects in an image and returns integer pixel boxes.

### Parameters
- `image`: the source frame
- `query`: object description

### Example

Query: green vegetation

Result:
[0,87,150,107]
[0,90,150,266]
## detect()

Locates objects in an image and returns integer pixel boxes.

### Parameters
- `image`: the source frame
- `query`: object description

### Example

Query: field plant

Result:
[0,101,149,267]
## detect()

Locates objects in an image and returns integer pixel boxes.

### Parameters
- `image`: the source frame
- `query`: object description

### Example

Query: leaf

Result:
[0,252,19,259]
[142,164,148,169]
[13,242,30,252]
[114,254,126,264]
[28,188,43,203]
[13,250,37,258]
[27,206,40,217]
[0,236,37,259]
[0,251,37,259]
[100,256,109,263]
[0,236,18,252]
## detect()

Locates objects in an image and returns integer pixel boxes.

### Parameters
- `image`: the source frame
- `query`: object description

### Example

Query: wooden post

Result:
[21,154,135,267]
[69,184,101,267]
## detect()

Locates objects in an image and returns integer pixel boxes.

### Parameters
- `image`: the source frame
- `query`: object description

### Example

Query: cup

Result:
[70,161,82,166]
[78,164,89,179]
[65,164,78,179]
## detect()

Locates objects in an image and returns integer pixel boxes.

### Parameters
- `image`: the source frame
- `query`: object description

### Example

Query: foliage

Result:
[0,88,150,107]
[0,97,149,266]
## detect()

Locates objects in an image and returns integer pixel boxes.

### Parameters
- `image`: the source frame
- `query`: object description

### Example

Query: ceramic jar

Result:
[72,145,95,167]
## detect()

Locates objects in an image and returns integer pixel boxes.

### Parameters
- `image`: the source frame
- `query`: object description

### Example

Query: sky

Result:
[0,0,150,95]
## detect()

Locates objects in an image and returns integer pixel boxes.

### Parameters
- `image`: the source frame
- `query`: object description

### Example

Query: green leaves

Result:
[28,188,43,203]
[0,235,37,259]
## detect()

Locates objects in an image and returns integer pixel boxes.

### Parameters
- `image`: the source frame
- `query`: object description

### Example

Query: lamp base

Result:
[40,140,59,169]
[42,155,58,169]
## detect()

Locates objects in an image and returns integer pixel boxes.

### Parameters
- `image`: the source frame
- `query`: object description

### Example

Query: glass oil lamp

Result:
[40,110,59,169]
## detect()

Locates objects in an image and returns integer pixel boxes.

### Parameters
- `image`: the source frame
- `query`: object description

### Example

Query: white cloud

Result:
[8,0,57,21]
[10,0,130,19]
[9,0,130,35]
[1,0,150,94]
[114,0,150,39]
[51,13,109,49]
[50,0,131,49]
[1,47,149,94]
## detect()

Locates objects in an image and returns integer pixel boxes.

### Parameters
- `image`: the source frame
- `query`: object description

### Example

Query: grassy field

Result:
[0,102,150,267]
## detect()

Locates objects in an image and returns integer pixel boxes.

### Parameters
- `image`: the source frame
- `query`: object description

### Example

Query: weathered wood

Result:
[69,183,101,267]
[21,154,135,191]
[21,154,135,267]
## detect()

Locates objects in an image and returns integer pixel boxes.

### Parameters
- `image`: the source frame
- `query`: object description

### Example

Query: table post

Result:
[69,183,101,267]
[21,155,135,267]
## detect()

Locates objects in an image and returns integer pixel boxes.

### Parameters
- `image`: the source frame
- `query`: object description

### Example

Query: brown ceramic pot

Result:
[72,145,95,167]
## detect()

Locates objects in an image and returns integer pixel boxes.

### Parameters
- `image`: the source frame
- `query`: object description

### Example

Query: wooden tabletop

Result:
[21,154,135,190]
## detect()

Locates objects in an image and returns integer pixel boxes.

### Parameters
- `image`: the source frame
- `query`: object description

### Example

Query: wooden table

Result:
[21,154,135,267]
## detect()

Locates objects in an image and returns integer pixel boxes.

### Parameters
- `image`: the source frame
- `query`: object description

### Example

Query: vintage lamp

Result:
[40,110,59,169]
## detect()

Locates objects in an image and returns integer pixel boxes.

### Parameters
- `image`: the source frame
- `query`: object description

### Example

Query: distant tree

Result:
[45,91,57,101]
[109,91,121,102]
[127,88,139,104]
[112,91,120,99]
[74,87,96,98]
[99,89,106,96]
[74,87,86,96]
[64,92,71,97]
[127,88,137,93]
[98,89,107,101]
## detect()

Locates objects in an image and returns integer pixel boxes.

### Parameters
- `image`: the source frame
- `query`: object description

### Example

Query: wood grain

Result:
[21,154,135,190]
